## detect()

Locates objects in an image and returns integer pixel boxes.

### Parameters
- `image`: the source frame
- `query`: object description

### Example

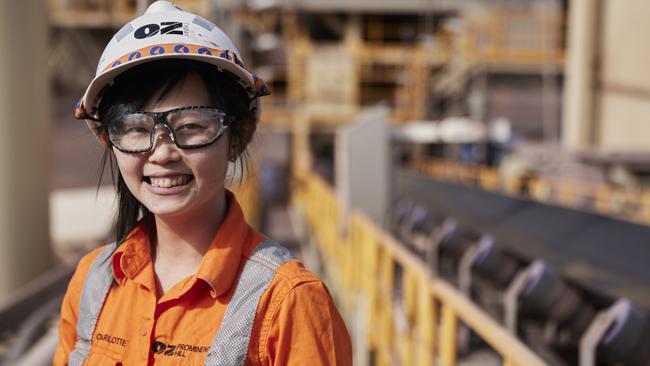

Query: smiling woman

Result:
[107,68,233,279]
[53,2,352,366]
[97,60,252,242]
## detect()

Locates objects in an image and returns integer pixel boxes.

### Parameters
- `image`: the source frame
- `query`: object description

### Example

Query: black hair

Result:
[96,59,257,244]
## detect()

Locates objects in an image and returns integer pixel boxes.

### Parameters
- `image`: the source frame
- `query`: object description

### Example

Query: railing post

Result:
[417,281,435,366]
[401,270,415,366]
[440,304,458,366]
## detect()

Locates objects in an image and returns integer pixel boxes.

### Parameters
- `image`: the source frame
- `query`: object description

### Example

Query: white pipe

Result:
[0,0,52,299]
[562,0,599,150]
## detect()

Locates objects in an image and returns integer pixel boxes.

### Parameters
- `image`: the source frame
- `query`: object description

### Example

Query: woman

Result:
[54,2,352,365]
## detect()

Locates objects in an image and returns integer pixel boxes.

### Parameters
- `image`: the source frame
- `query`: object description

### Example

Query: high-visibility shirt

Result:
[53,193,352,365]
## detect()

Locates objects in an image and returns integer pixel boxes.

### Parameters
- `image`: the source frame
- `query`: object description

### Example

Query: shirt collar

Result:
[111,191,261,298]
[195,191,260,298]
[111,221,153,288]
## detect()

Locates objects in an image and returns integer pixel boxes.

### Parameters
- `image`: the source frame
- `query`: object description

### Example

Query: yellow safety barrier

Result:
[413,159,650,226]
[293,171,548,366]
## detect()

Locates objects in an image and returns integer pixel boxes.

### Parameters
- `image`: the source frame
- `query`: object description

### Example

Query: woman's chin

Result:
[140,194,194,218]
[140,191,222,221]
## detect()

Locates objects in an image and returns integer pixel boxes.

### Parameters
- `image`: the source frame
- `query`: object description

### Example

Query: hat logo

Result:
[174,44,189,53]
[150,46,165,55]
[128,51,142,60]
[134,22,184,39]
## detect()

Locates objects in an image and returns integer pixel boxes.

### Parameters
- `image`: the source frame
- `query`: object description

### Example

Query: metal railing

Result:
[293,171,548,366]
[463,11,565,66]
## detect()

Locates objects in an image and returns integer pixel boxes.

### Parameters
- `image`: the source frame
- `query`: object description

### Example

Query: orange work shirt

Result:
[53,195,352,365]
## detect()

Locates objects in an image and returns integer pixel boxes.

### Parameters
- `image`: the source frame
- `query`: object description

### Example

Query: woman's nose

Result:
[148,125,181,163]
[151,124,175,144]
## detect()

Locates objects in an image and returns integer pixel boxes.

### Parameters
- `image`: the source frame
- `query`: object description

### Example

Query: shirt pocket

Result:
[84,345,123,366]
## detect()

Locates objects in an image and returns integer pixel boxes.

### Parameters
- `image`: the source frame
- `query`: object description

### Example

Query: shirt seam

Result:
[257,279,291,365]
[257,273,322,364]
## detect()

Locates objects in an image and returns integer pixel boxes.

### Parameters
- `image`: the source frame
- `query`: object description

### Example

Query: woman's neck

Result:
[152,191,228,266]
[150,191,228,298]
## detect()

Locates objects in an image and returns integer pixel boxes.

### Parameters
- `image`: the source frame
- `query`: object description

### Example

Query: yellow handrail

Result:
[294,171,548,366]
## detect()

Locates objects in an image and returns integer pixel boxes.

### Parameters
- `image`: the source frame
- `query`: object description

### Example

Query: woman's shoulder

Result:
[252,255,353,364]
[59,243,118,322]
[247,238,324,292]
[263,255,336,308]
[78,243,115,267]
[254,252,338,316]
[70,243,116,284]
[273,258,322,287]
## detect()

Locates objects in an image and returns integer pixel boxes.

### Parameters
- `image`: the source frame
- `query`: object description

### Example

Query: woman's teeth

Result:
[149,176,192,188]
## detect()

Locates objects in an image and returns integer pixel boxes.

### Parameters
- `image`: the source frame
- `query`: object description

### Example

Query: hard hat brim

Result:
[80,51,259,119]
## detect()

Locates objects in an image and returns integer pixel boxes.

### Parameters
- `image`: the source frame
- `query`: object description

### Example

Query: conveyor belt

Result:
[396,170,650,311]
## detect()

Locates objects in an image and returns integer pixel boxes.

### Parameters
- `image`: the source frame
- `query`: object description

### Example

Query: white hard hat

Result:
[75,1,270,143]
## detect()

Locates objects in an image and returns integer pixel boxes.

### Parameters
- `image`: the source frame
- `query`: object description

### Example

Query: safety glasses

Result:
[105,106,234,153]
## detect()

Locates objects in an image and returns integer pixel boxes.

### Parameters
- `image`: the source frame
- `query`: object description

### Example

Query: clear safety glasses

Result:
[106,106,234,153]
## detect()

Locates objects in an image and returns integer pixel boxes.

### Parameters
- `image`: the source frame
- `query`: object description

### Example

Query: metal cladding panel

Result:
[336,107,390,225]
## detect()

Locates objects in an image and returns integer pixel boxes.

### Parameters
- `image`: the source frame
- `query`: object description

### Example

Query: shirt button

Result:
[140,327,147,336]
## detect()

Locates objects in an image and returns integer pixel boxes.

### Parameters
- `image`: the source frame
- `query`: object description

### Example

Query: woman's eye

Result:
[178,123,206,131]
[125,126,150,134]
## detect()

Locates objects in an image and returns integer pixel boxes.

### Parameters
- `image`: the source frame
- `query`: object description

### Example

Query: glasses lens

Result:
[108,113,155,151]
[168,108,226,147]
